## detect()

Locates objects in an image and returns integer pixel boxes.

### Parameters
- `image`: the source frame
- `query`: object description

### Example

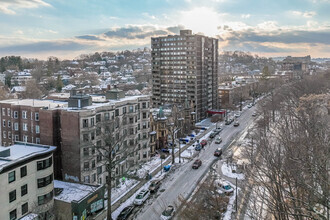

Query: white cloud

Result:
[241,14,251,19]
[142,12,156,20]
[0,0,51,15]
[291,10,317,18]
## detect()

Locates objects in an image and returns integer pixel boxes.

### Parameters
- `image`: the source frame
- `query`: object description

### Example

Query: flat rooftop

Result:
[0,99,67,109]
[54,180,99,203]
[0,143,56,172]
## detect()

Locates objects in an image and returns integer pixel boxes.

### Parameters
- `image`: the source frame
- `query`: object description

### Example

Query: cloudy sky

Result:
[0,0,329,59]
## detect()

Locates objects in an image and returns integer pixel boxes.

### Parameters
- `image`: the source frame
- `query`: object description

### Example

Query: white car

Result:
[234,113,241,118]
[160,205,175,220]
[247,104,253,108]
[134,189,150,205]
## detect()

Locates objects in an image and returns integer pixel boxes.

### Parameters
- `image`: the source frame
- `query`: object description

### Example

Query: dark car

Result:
[209,132,217,138]
[192,159,202,169]
[149,180,161,193]
[117,205,134,220]
[195,144,202,151]
[214,148,223,157]
[200,139,207,147]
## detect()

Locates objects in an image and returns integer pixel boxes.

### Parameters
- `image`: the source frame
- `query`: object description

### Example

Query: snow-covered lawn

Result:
[111,179,139,205]
[221,163,245,180]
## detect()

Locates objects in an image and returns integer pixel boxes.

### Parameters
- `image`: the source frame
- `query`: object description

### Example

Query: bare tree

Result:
[21,80,43,99]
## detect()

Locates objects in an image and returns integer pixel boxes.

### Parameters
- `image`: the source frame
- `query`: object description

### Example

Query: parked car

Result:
[195,143,202,151]
[221,184,234,195]
[133,189,150,205]
[192,159,202,169]
[149,180,161,193]
[247,104,253,108]
[225,117,234,125]
[162,148,170,153]
[209,132,217,138]
[234,112,241,118]
[214,148,222,157]
[252,112,257,117]
[200,139,208,147]
[117,205,135,220]
[233,121,240,127]
[215,137,222,144]
[160,205,175,220]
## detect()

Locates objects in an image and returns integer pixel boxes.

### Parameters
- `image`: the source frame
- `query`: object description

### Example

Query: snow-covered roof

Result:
[54,180,99,203]
[0,143,56,172]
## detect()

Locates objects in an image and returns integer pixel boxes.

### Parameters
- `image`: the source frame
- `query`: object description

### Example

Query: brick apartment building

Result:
[151,29,219,121]
[0,90,151,186]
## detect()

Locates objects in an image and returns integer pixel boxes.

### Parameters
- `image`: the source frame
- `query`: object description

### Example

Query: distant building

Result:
[151,29,219,121]
[0,142,56,220]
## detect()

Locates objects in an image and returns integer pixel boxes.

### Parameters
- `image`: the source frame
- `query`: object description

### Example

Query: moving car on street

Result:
[233,121,240,127]
[192,159,202,169]
[195,143,202,151]
[160,205,175,220]
[200,139,208,147]
[133,189,150,205]
[214,148,223,157]
[215,137,222,144]
[117,205,135,220]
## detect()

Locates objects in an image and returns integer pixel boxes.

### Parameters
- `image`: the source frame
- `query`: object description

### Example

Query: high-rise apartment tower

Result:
[151,29,218,121]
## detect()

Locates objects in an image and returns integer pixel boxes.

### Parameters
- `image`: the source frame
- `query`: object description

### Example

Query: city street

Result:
[135,105,256,220]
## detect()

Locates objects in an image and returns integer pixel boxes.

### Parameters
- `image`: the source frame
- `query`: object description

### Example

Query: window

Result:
[129,118,133,124]
[35,125,40,134]
[96,114,101,123]
[82,119,88,128]
[130,128,134,135]
[123,107,126,114]
[15,135,19,141]
[38,190,53,205]
[14,111,18,119]
[3,119,6,127]
[97,166,102,175]
[143,112,147,119]
[129,106,134,112]
[83,148,89,156]
[37,157,52,171]
[23,123,28,131]
[36,138,40,144]
[3,131,6,138]
[37,174,53,188]
[7,108,10,116]
[115,109,119,116]
[83,134,89,142]
[143,132,147,139]
[8,120,11,128]
[9,190,16,202]
[8,171,15,183]
[97,154,102,162]
[142,102,147,109]
[143,122,147,129]
[14,123,18,131]
[90,118,95,126]
[20,166,27,178]
[92,173,96,182]
[22,203,28,215]
[84,175,90,183]
[91,131,95,140]
[35,112,39,121]
[21,184,28,196]
[96,127,101,136]
[9,209,16,220]
[84,162,89,171]
[104,113,110,121]
[8,132,11,139]
[92,160,95,169]
[22,111,27,119]
[23,135,28,142]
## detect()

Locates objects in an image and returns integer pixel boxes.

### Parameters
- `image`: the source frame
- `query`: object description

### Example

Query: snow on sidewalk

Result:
[221,163,245,180]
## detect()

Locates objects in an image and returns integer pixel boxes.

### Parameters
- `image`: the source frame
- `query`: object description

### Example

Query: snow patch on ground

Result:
[221,163,245,180]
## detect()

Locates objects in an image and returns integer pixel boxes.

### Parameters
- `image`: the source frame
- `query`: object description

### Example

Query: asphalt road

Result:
[136,106,257,220]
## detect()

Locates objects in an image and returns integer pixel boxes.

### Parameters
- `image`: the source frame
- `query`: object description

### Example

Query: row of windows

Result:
[37,174,53,188]
[37,157,53,171]
[1,108,39,121]
[9,203,28,220]
[38,190,53,206]
[2,121,40,132]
